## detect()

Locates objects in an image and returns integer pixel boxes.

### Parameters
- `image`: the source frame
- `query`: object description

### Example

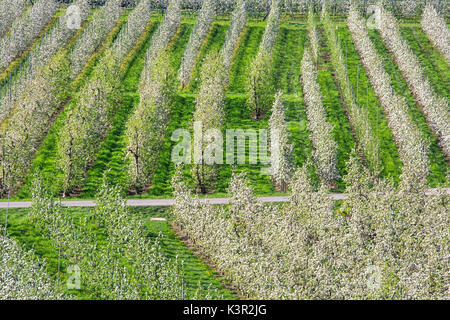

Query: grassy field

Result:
[0,206,236,299]
[12,15,449,200]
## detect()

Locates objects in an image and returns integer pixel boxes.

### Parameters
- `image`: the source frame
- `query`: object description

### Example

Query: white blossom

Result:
[179,0,216,87]
[421,3,450,62]
[301,46,338,183]
[377,4,450,159]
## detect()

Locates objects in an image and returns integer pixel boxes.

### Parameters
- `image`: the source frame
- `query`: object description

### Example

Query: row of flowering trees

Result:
[221,0,247,79]
[0,227,67,300]
[56,0,154,196]
[421,3,450,62]
[347,5,429,189]
[268,92,294,191]
[377,4,450,159]
[306,9,319,64]
[141,0,182,83]
[172,153,449,299]
[0,0,91,123]
[0,1,132,197]
[321,7,379,172]
[247,0,280,120]
[190,0,247,193]
[0,0,57,72]
[70,0,123,78]
[178,0,215,87]
[151,0,447,17]
[125,0,181,192]
[301,46,338,183]
[0,50,71,196]
[0,0,29,38]
[0,1,124,197]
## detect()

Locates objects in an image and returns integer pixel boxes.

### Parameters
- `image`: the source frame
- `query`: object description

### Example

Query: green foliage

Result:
[271,27,306,94]
[228,27,264,93]
[316,27,356,190]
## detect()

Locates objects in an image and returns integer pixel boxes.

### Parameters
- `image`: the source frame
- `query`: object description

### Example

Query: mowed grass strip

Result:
[271,26,306,94]
[317,27,356,191]
[339,26,402,183]
[228,26,265,93]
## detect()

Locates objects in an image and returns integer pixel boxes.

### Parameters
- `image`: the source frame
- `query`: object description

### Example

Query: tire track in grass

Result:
[400,26,449,100]
[369,29,448,187]
[228,26,264,93]
[83,23,193,197]
[187,23,228,93]
[271,27,306,94]
[339,26,402,183]
[317,27,356,191]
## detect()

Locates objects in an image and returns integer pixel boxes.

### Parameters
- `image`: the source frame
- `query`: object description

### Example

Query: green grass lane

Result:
[317,27,356,191]
[83,23,193,197]
[186,22,228,93]
[228,26,265,93]
[215,26,313,194]
[271,26,306,94]
[147,95,196,197]
[285,96,317,184]
[369,29,448,187]
[400,26,450,100]
[339,26,402,184]
[217,96,276,195]
[0,206,235,299]
[148,94,315,197]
